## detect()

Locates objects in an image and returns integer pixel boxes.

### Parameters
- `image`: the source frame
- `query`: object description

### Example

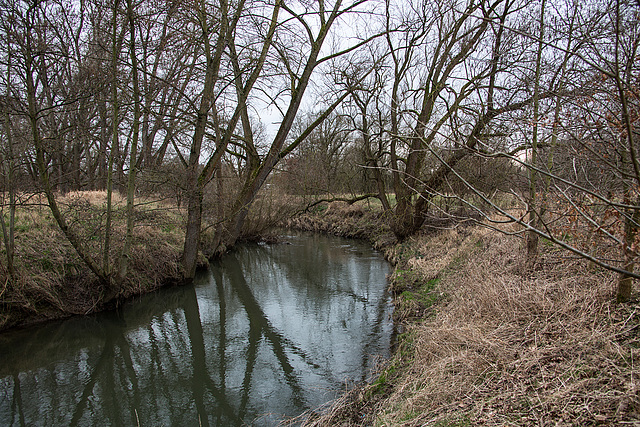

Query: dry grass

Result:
[295,212,640,426]
[0,191,185,330]
[64,190,126,205]
[285,201,396,251]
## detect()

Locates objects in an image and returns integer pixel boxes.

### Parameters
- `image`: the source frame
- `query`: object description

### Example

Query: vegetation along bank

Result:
[0,192,190,330]
[2,193,638,425]
[288,201,640,426]
[1,0,640,424]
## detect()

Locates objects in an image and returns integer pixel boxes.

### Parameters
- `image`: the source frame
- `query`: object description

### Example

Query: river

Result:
[0,232,393,426]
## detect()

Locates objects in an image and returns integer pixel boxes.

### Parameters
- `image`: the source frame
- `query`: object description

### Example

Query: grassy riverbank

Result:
[288,202,640,426]
[0,191,192,331]
[3,193,639,424]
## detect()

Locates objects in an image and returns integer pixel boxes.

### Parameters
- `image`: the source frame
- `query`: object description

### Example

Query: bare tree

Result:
[343,56,393,208]
[8,0,114,289]
[380,0,535,239]
[384,0,640,302]
[176,0,380,279]
[281,110,354,195]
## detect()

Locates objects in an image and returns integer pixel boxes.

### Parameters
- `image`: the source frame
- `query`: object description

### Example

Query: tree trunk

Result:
[182,185,204,280]
[526,0,546,270]
[180,0,232,280]
[1,96,16,279]
[614,0,640,302]
[117,0,141,282]
[618,196,640,303]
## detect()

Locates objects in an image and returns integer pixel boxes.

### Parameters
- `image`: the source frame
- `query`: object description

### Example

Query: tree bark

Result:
[181,0,232,280]
[117,0,141,281]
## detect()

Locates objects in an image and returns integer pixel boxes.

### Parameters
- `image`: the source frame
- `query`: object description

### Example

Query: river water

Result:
[0,232,393,426]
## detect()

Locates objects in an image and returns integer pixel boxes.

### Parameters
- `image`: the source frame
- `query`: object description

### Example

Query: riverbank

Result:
[2,194,639,424]
[287,201,640,426]
[0,192,197,331]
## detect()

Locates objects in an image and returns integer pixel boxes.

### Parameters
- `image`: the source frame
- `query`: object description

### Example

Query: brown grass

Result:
[0,191,186,330]
[285,201,397,251]
[64,190,126,205]
[292,205,640,426]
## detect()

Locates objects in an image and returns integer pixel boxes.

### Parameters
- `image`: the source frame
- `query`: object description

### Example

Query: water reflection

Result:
[0,233,392,426]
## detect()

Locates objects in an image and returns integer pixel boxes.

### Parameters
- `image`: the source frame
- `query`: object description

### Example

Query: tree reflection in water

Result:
[0,233,392,426]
